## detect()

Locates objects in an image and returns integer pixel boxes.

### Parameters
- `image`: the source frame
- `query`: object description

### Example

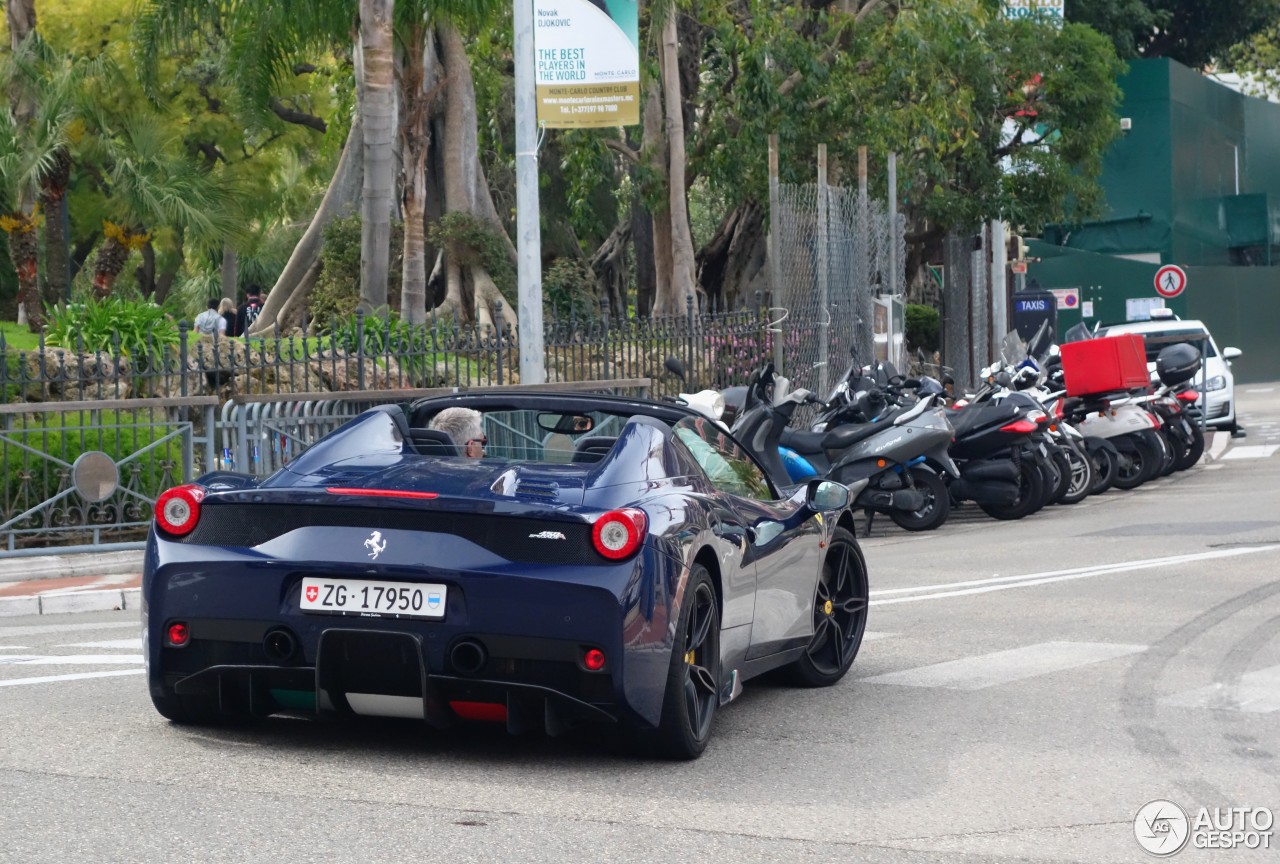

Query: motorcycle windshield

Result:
[999,330,1028,367]
[1027,319,1054,362]
[1063,322,1093,343]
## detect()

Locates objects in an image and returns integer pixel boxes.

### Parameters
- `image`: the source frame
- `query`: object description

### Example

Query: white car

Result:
[1096,312,1243,431]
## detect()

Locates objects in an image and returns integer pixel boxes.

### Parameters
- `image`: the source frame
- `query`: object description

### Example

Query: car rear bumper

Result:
[142,546,679,729]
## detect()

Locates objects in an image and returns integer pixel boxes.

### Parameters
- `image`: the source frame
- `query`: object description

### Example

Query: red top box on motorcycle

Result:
[1059,334,1149,396]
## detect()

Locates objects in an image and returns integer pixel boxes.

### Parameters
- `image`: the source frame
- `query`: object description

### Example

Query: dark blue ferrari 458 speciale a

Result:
[142,392,870,758]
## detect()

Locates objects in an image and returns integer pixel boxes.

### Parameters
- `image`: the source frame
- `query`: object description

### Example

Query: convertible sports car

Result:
[142,392,870,758]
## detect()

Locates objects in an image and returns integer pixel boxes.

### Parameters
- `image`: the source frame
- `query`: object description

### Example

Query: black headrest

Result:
[409,428,460,457]
[571,436,617,464]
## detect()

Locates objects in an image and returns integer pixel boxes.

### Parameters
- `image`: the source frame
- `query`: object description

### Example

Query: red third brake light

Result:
[999,419,1039,434]
[154,484,206,536]
[591,508,647,560]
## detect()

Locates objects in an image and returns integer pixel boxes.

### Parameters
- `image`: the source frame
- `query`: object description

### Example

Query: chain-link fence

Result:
[775,178,905,400]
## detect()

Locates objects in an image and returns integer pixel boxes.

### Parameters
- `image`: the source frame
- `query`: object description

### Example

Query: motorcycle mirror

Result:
[664,355,686,381]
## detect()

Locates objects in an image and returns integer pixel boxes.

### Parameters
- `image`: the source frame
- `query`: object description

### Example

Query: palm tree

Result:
[0,36,80,331]
[76,115,244,297]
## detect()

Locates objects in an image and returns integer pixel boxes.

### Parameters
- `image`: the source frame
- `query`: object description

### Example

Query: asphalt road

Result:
[2,388,1279,863]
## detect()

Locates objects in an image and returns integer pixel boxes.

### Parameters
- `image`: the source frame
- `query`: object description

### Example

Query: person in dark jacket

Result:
[233,286,264,336]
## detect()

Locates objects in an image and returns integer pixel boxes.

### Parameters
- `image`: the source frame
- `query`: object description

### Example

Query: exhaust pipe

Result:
[263,628,298,662]
[450,639,488,675]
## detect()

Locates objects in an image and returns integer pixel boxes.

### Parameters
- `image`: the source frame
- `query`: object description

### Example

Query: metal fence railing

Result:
[1,302,855,407]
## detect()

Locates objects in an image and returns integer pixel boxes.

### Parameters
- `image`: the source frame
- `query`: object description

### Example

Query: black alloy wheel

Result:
[979,460,1044,520]
[1089,446,1117,494]
[1176,425,1206,471]
[784,527,869,686]
[647,565,721,759]
[1111,438,1151,490]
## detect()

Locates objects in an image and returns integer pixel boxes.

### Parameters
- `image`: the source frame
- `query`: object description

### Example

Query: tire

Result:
[889,468,950,532]
[1177,425,1205,471]
[1159,430,1184,477]
[1111,437,1153,490]
[782,527,869,687]
[979,460,1044,520]
[1047,448,1073,505]
[644,565,721,760]
[1057,442,1094,505]
[1089,445,1117,494]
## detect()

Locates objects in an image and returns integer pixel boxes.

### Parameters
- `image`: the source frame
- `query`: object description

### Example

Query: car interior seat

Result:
[408,428,461,457]
[570,435,618,464]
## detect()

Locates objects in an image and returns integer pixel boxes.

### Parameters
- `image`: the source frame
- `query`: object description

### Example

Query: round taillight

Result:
[155,485,206,536]
[591,508,647,560]
[583,648,606,671]
[167,622,190,647]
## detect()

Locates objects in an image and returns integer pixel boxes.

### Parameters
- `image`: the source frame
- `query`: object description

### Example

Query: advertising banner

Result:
[534,0,640,128]
[1002,0,1064,28]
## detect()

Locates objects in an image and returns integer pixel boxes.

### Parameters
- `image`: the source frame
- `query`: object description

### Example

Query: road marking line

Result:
[862,631,893,642]
[0,669,145,688]
[1245,388,1275,393]
[0,621,137,638]
[1208,433,1230,460]
[61,638,143,650]
[1161,665,1280,713]
[0,654,143,666]
[0,646,32,650]
[869,547,1278,606]
[861,642,1147,690]
[1220,445,1279,460]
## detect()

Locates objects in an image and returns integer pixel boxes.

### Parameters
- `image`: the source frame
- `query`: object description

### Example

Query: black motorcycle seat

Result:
[946,403,1018,437]
[821,417,896,450]
[779,428,829,454]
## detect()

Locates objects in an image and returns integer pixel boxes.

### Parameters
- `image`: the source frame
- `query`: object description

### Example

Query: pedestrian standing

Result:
[233,286,264,337]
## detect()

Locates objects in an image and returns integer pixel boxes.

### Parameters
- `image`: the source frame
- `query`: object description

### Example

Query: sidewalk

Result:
[0,551,143,618]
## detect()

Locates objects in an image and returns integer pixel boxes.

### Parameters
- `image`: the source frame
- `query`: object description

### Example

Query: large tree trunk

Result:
[249,116,363,334]
[643,78,673,316]
[7,219,40,331]
[136,240,157,297]
[696,200,766,310]
[220,244,238,300]
[358,0,395,313]
[39,150,71,306]
[658,10,697,315]
[5,0,34,48]
[399,21,437,325]
[434,23,514,331]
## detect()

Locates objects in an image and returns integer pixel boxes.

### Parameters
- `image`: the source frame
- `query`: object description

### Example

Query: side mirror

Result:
[805,479,850,512]
[1223,347,1242,360]
[664,355,686,381]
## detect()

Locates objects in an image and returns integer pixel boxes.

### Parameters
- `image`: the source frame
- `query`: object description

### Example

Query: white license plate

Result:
[299,577,447,619]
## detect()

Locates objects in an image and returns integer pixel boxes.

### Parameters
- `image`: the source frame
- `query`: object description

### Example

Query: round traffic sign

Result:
[1154,264,1187,299]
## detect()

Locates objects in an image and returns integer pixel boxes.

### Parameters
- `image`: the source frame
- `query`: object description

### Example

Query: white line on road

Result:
[869,546,1278,606]
[1161,665,1280,713]
[0,646,32,650]
[62,638,142,650]
[1245,388,1275,393]
[0,669,144,688]
[1220,445,1279,460]
[1209,433,1230,460]
[861,642,1147,690]
[0,654,143,666]
[0,621,137,638]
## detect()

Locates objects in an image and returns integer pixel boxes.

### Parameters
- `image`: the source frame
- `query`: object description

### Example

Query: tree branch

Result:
[269,98,327,133]
[604,138,643,165]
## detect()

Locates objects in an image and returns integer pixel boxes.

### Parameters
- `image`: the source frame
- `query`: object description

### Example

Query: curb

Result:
[0,551,144,585]
[0,588,140,619]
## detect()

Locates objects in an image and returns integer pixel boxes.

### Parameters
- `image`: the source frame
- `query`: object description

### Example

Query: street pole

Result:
[991,219,1007,342]
[514,0,546,384]
[887,152,898,298]
[817,144,829,397]
[768,133,784,376]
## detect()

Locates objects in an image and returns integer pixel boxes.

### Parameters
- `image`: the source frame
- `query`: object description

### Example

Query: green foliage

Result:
[543,258,598,320]
[427,212,515,302]
[44,296,178,361]
[1065,0,1280,68]
[328,311,477,386]
[905,304,941,353]
[0,320,39,351]
[310,216,361,329]
[1224,19,1280,97]
[0,409,182,516]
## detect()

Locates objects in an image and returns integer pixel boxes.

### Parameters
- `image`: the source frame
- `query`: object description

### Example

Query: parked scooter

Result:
[771,359,958,531]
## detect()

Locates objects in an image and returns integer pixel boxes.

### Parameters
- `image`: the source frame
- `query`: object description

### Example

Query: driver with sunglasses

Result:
[427,407,487,458]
